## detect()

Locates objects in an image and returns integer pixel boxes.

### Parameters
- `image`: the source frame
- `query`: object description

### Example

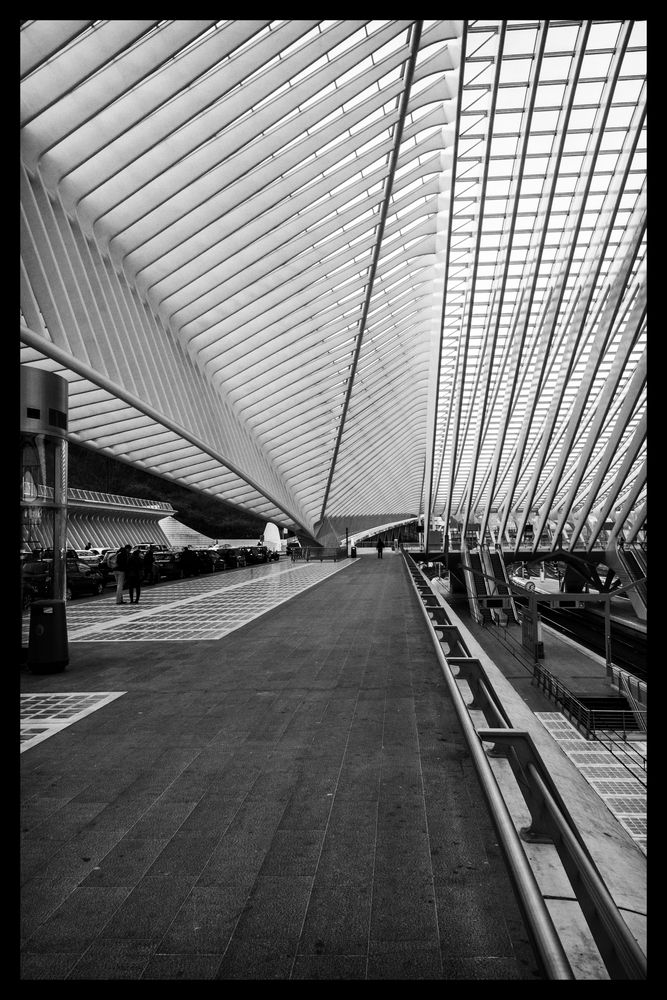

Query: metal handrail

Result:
[478,731,647,981]
[403,557,574,979]
[22,484,175,513]
[68,488,175,512]
[404,552,646,980]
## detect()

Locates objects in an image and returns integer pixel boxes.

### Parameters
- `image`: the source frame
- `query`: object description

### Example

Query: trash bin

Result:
[350,546,357,558]
[27,599,69,674]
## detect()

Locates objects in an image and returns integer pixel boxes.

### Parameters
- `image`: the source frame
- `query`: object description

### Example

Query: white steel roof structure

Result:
[20,20,646,551]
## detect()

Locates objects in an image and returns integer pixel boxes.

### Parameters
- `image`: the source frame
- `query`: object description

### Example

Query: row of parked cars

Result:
[21,543,280,608]
[152,544,279,579]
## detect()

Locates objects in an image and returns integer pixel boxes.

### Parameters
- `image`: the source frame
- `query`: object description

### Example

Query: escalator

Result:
[479,545,509,626]
[605,541,647,621]
[460,545,485,625]
[467,549,493,624]
[488,548,519,624]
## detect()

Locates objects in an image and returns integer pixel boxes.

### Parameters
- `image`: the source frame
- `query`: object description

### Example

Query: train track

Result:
[516,599,647,683]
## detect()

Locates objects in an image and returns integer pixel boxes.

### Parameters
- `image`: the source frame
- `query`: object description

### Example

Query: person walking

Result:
[376,537,384,559]
[126,546,143,604]
[111,544,131,604]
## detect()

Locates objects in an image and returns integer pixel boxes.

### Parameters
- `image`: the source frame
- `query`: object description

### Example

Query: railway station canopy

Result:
[20,20,647,550]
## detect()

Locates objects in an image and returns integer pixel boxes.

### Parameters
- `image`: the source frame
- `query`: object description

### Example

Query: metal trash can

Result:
[350,546,357,557]
[27,599,69,674]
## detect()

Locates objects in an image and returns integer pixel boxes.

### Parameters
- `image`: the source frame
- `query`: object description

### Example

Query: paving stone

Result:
[369,877,440,947]
[257,829,326,877]
[81,837,170,886]
[366,944,444,979]
[66,939,156,979]
[156,884,250,955]
[141,953,222,979]
[32,830,128,882]
[98,875,198,942]
[21,875,84,941]
[226,875,312,948]
[214,941,295,980]
[290,954,367,979]
[20,952,81,980]
[439,956,541,980]
[435,881,517,958]
[298,883,372,955]
[22,886,130,953]
[127,800,198,839]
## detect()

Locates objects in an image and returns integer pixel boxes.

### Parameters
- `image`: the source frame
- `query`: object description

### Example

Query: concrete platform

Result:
[19,554,646,979]
[20,555,545,980]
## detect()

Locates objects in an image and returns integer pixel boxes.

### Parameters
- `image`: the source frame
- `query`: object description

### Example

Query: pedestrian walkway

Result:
[21,554,544,980]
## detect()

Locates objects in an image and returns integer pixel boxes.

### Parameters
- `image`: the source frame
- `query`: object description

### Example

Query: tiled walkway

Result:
[20,555,542,980]
[535,714,646,854]
[22,560,350,644]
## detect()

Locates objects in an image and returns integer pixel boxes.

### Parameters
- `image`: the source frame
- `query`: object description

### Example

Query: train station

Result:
[19,21,646,980]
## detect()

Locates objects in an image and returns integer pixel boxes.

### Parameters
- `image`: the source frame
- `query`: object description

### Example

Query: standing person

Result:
[376,537,384,559]
[143,544,155,584]
[126,546,143,604]
[111,544,130,605]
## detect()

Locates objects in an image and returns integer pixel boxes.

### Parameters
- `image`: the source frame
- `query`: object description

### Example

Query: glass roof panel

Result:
[20,18,646,547]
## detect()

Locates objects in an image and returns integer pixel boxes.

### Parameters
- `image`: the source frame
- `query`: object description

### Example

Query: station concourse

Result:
[20,19,647,981]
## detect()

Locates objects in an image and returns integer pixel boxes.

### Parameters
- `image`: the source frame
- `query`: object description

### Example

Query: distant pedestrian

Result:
[111,544,131,604]
[143,544,155,584]
[376,538,384,559]
[126,546,143,604]
[181,545,197,577]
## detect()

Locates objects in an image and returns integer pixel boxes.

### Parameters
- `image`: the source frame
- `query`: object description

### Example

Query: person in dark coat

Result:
[126,546,143,604]
[112,544,131,605]
[376,538,384,559]
[143,544,155,584]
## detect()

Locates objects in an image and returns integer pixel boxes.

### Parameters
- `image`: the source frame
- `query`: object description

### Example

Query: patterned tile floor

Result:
[22,560,351,643]
[536,712,647,855]
[20,692,125,753]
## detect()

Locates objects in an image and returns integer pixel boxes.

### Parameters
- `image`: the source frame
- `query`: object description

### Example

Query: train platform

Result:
[19,552,646,980]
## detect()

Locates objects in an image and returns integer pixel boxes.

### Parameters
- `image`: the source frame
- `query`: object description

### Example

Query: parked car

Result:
[241,545,269,565]
[82,549,120,585]
[266,548,280,562]
[74,548,107,574]
[153,549,184,580]
[65,557,105,599]
[21,559,51,609]
[218,546,246,569]
[194,548,223,573]
[136,543,169,556]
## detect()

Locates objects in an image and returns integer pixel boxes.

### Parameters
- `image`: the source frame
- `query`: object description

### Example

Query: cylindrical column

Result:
[20,367,69,671]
